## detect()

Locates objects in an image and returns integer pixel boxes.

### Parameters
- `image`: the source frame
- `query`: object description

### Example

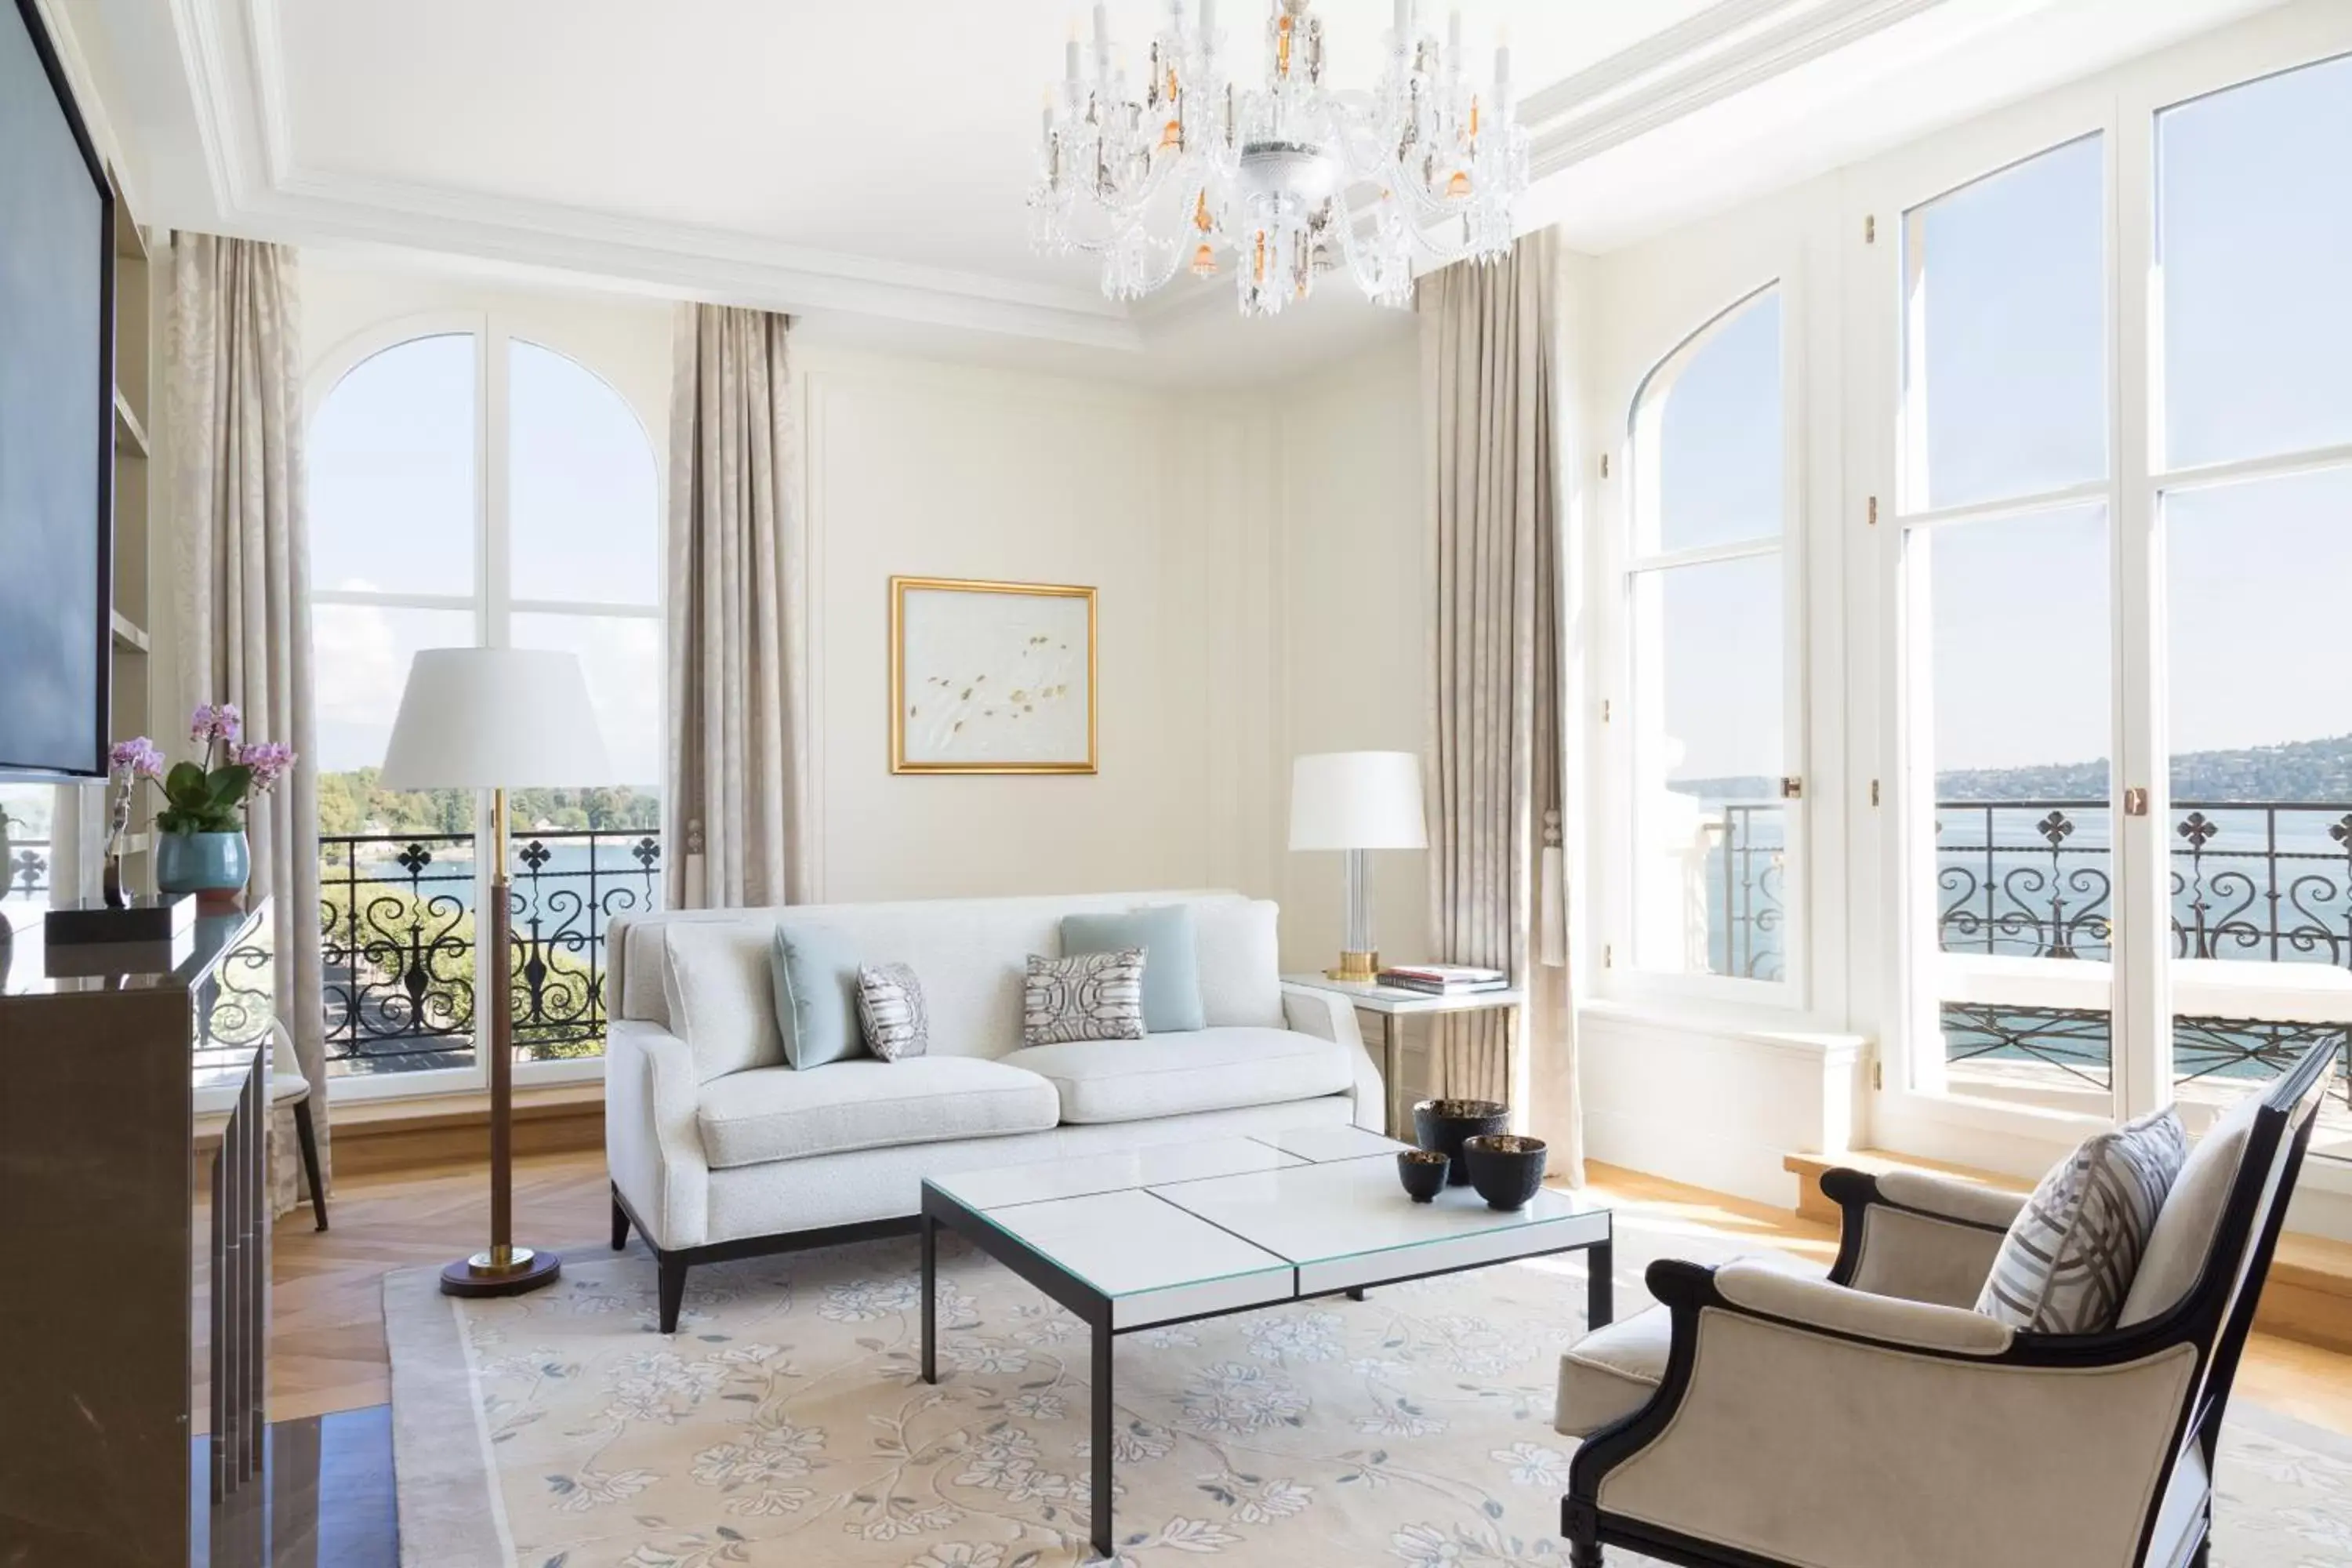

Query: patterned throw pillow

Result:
[855,963,929,1062]
[1976,1106,2189,1334]
[1022,948,1146,1047]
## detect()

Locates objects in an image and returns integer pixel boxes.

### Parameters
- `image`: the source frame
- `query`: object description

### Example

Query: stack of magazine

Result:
[1377,964,1508,996]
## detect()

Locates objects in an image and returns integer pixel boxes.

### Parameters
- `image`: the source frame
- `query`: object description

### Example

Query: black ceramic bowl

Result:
[1462,1134,1548,1211]
[1396,1149,1450,1203]
[1413,1098,1509,1185]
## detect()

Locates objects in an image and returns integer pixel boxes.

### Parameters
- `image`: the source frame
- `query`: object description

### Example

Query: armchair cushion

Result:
[2121,1087,2265,1326]
[1554,1251,1820,1439]
[1976,1105,2187,1334]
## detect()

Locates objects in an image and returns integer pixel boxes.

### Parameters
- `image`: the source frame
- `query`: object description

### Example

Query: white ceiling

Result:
[49,0,2297,377]
[272,0,1719,293]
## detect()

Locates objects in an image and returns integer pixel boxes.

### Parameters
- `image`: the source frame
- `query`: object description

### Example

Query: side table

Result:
[1281,973,1526,1139]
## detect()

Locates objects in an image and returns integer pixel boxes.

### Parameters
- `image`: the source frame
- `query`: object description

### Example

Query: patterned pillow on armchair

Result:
[1976,1105,2189,1334]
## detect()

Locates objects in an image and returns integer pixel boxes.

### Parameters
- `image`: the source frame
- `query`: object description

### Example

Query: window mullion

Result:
[2113,98,2167,1123]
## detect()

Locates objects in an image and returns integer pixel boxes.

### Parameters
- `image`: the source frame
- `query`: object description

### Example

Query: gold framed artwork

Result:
[890,576,1098,775]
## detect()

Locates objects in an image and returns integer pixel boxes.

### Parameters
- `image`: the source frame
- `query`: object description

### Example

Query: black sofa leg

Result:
[610,1187,630,1251]
[657,1254,688,1334]
[1569,1542,1604,1568]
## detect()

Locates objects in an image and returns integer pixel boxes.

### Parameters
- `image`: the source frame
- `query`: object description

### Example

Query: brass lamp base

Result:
[1327,949,1380,982]
[440,1243,562,1299]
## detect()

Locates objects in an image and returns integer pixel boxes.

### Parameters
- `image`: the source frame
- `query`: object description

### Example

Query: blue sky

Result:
[307,333,662,786]
[1648,49,2352,786]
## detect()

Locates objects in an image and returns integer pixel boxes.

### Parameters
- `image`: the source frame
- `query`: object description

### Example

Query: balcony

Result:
[2,838,48,904]
[1699,797,2352,1147]
[318,826,662,1077]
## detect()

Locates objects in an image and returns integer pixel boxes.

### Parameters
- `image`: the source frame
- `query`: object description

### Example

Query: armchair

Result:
[1559,1039,2336,1568]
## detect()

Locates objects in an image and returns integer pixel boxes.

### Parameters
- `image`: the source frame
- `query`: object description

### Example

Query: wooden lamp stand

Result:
[440,786,561,1298]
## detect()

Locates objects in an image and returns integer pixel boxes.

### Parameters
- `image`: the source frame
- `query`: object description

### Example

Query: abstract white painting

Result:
[891,578,1096,773]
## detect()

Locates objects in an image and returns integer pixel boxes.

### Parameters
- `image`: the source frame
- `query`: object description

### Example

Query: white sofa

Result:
[604,889,1383,1330]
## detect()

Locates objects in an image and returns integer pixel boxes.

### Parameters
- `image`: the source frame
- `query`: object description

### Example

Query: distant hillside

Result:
[1680,734,2352,804]
[1939,733,2352,804]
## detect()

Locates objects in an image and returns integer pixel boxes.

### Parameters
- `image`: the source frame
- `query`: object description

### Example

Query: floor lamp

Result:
[379,647,613,1298]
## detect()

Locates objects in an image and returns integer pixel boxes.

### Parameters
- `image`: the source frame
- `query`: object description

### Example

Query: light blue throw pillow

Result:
[1060,905,1205,1034]
[769,925,866,1069]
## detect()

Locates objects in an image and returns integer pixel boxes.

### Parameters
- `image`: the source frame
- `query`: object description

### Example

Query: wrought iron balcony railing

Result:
[2,837,49,903]
[318,826,660,1073]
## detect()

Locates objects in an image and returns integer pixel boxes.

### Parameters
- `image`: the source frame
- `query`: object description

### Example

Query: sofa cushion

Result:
[1194,898,1283,1028]
[662,922,789,1082]
[1554,1251,1820,1439]
[1062,906,1206,1033]
[1000,1026,1353,1124]
[1977,1105,2187,1334]
[771,925,867,1070]
[696,1057,1060,1170]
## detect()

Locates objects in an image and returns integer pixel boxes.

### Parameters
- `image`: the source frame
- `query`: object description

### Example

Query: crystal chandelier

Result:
[1030,0,1528,316]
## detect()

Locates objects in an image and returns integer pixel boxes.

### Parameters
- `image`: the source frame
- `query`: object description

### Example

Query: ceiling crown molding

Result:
[158,0,1957,349]
[1519,0,1957,177]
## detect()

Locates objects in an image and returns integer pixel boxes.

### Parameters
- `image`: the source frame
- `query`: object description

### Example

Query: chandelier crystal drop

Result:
[1029,0,1529,317]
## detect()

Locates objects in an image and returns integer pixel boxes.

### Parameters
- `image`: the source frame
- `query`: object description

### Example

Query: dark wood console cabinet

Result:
[0,902,274,1566]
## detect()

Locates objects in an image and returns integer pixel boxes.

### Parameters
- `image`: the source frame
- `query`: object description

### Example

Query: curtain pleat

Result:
[168,234,325,1218]
[665,305,809,909]
[1419,232,1582,1181]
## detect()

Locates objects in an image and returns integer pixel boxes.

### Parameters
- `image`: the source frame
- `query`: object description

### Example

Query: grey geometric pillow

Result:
[1022,948,1145,1047]
[1976,1106,2188,1334]
[855,963,928,1062]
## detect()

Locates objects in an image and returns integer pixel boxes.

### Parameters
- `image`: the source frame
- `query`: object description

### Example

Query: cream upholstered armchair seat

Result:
[1555,1040,2336,1568]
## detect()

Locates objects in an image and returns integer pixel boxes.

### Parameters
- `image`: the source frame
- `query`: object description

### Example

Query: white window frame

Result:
[1599,277,1813,1015]
[1855,9,2352,1168]
[306,310,664,1104]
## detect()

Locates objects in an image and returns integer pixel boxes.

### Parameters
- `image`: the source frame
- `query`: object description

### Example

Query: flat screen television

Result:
[0,0,114,780]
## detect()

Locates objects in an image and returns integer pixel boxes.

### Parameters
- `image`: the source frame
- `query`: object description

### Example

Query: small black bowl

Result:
[1396,1149,1450,1203]
[1462,1134,1548,1211]
[1413,1098,1509,1185]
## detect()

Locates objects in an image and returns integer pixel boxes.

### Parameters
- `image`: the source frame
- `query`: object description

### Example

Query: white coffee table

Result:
[919,1124,1613,1558]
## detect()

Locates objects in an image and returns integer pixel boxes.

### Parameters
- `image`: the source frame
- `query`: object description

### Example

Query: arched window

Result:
[1621,285,1793,989]
[309,324,662,1093]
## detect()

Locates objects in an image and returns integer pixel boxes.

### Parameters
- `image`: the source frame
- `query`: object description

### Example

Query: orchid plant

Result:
[108,703,297,844]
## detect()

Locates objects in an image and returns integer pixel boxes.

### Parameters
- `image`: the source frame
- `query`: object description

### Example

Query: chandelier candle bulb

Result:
[1027,0,1524,314]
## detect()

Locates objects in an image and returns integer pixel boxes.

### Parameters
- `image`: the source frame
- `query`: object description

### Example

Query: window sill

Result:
[1578,996,1868,1064]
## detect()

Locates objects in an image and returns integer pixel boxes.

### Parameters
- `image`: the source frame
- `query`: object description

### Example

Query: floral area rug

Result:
[385,1225,2352,1568]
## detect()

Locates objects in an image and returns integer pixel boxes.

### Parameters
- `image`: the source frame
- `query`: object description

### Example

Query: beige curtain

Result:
[1419,230,1582,1182]
[664,304,810,909]
[167,234,326,1218]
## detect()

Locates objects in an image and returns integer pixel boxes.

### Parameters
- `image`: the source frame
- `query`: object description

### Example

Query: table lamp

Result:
[1289,751,1427,982]
[379,647,612,1298]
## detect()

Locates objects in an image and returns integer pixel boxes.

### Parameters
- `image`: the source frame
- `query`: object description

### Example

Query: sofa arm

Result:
[1821,1167,2023,1308]
[606,1019,710,1250]
[1280,984,1385,1134]
[1570,1259,2201,1568]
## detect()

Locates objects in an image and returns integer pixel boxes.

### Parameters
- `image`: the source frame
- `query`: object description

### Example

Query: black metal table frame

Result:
[919,1181,1615,1559]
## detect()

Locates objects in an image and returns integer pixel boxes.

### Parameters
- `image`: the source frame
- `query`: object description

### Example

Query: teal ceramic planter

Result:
[156,829,250,907]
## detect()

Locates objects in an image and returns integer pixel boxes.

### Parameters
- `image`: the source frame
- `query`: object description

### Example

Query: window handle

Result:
[1780,776,1803,800]
[2124,786,2149,817]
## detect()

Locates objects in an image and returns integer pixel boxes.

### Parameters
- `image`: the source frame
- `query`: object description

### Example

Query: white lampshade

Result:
[1288,751,1428,851]
[377,648,613,790]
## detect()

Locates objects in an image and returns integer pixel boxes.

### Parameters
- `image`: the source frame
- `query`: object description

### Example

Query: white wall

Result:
[1269,336,1427,973]
[794,349,1279,904]
[297,258,1286,910]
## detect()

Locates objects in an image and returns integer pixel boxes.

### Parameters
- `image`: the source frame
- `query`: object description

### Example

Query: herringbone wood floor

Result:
[267,1150,2352,1434]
